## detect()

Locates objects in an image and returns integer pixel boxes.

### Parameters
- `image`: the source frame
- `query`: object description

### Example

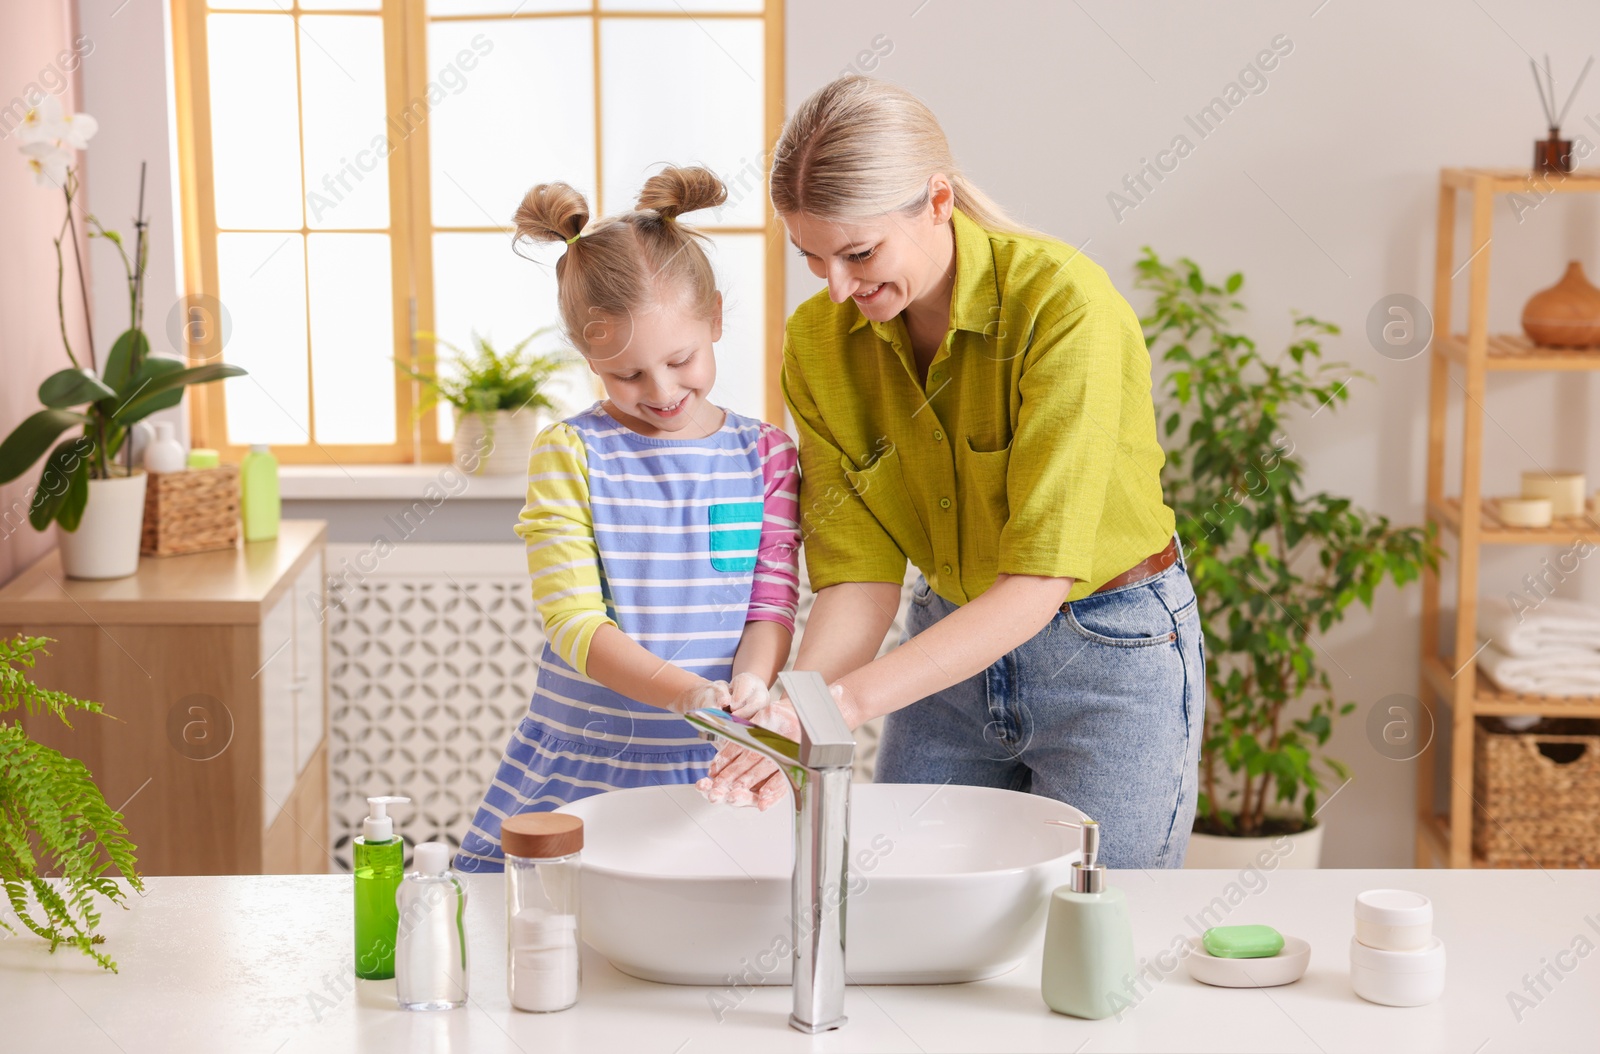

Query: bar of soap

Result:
[1201,924,1285,959]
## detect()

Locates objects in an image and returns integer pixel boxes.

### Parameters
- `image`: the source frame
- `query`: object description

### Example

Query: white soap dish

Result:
[1183,935,1311,988]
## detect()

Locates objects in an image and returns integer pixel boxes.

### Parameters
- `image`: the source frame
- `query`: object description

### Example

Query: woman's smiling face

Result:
[782,176,955,324]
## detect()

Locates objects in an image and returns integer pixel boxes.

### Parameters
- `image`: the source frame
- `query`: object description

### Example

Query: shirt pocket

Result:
[961,437,1011,528]
[842,445,933,571]
[708,501,763,573]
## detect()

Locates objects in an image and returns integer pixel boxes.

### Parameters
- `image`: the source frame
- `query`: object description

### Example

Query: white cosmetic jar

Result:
[1349,936,1446,1007]
[1354,888,1433,951]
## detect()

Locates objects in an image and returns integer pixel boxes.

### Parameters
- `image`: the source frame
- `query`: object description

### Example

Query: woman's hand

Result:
[719,672,771,720]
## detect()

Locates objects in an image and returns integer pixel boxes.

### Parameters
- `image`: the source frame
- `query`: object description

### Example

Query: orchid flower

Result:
[20,141,70,187]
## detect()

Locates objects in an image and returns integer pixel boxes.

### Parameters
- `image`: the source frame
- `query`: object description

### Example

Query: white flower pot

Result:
[1184,822,1324,870]
[57,470,148,580]
[452,409,543,476]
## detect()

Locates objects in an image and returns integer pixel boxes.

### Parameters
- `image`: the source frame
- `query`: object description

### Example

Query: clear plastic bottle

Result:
[502,813,583,1013]
[395,842,469,1011]
[354,795,409,980]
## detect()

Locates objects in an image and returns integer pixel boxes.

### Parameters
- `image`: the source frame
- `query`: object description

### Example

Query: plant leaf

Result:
[54,446,93,532]
[38,369,116,409]
[100,329,149,396]
[0,410,90,486]
[112,360,246,425]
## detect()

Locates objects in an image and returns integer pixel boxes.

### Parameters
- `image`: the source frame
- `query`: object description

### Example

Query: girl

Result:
[455,167,800,872]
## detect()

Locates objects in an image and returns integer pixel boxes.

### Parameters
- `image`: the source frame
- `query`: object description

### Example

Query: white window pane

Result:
[208,0,278,9]
[703,233,765,419]
[208,14,303,230]
[600,0,762,10]
[601,19,764,227]
[427,18,595,227]
[431,233,591,440]
[427,0,583,13]
[217,233,311,446]
[300,16,390,231]
[301,0,378,9]
[308,234,396,444]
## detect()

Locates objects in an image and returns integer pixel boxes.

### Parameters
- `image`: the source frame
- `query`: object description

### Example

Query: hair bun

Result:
[514,182,590,245]
[635,165,727,221]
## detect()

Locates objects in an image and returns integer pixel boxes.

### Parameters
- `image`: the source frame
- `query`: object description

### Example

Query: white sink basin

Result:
[556,782,1084,985]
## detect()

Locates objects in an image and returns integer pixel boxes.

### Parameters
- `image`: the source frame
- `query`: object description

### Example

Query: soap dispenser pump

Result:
[354,795,410,980]
[1040,818,1137,1020]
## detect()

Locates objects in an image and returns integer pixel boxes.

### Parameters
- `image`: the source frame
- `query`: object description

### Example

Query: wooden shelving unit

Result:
[1418,167,1600,868]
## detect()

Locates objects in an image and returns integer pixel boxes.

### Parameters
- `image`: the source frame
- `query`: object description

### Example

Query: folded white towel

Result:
[1477,641,1600,697]
[1478,596,1600,657]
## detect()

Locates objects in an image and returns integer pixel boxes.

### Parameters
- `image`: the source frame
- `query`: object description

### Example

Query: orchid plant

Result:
[0,97,244,530]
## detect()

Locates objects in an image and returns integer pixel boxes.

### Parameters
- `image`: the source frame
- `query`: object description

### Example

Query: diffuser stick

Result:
[1555,55,1594,129]
[1531,58,1555,126]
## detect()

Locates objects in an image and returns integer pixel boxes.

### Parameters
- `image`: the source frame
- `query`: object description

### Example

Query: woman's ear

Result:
[927,173,956,223]
[710,291,724,343]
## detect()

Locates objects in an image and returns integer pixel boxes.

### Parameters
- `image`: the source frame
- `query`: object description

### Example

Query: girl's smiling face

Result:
[782,176,955,325]
[584,291,723,439]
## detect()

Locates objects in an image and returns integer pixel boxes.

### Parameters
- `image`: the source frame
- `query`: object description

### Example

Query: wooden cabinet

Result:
[0,521,330,875]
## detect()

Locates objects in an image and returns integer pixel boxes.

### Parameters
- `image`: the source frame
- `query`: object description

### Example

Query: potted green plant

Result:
[1137,249,1440,869]
[0,99,244,579]
[1,634,142,971]
[400,328,577,476]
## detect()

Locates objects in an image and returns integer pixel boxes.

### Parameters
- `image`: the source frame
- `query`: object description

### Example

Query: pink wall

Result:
[0,0,90,586]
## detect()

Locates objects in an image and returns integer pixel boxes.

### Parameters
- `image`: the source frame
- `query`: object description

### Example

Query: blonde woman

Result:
[704,77,1205,868]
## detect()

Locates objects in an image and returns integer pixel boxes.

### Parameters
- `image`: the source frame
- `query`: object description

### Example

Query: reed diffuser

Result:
[1530,54,1591,173]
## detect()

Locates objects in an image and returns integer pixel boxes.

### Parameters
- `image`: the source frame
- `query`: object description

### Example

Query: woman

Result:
[711,76,1204,868]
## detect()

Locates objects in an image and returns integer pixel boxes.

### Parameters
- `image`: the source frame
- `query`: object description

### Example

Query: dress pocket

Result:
[708,500,763,572]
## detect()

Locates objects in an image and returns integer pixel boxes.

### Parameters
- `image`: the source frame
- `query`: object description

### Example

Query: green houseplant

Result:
[0,635,142,971]
[1137,249,1439,862]
[0,99,245,578]
[399,328,576,475]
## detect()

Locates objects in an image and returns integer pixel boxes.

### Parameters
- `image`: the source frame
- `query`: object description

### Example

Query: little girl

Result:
[455,167,800,872]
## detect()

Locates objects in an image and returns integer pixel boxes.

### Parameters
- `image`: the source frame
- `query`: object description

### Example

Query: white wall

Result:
[786,1,1600,867]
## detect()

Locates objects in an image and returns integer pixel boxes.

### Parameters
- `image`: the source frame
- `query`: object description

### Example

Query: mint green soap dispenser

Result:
[239,443,280,541]
[1041,818,1137,1020]
[354,795,410,980]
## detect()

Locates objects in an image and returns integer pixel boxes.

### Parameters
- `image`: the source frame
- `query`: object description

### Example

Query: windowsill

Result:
[278,464,526,502]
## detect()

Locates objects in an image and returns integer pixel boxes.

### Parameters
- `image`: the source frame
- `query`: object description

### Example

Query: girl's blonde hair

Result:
[513,166,727,354]
[769,75,1037,235]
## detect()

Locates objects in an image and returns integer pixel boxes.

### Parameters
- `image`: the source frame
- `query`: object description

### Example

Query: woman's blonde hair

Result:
[769,75,1035,234]
[512,166,727,354]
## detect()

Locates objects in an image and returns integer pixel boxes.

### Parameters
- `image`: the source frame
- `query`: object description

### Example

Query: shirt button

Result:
[932,429,944,442]
[939,497,951,509]
[942,563,953,575]
[931,370,945,383]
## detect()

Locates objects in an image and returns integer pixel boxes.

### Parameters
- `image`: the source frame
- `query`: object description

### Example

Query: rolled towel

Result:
[1477,641,1600,697]
[1477,596,1600,657]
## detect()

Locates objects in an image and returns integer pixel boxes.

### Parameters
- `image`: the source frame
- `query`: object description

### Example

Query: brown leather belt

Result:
[1063,537,1179,609]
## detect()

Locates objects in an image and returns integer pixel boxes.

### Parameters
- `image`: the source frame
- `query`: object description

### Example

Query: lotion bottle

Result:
[354,795,410,980]
[395,841,468,1010]
[1041,818,1137,1020]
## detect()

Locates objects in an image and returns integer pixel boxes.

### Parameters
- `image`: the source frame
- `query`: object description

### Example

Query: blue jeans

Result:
[874,541,1206,868]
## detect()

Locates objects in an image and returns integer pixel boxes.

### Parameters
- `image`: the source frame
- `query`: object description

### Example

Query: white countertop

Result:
[1,869,1596,1053]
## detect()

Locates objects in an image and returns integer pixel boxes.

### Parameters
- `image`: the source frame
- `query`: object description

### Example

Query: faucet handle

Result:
[777,671,855,770]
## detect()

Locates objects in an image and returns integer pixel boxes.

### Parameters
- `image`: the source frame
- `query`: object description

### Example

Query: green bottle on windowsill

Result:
[239,443,280,542]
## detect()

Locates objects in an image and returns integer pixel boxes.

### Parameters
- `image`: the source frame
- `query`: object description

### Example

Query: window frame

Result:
[171,0,786,465]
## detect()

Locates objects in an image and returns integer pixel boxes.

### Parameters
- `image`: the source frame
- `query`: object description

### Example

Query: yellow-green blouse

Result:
[782,207,1176,606]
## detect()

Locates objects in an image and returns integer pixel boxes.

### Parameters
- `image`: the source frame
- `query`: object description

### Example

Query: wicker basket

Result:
[1472,716,1600,866]
[140,465,240,557]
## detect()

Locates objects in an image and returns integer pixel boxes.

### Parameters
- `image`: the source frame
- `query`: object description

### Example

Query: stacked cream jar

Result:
[1348,889,1445,1006]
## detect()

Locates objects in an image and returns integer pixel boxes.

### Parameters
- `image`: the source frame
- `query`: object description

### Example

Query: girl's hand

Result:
[715,672,771,720]
[666,678,726,716]
[696,696,798,810]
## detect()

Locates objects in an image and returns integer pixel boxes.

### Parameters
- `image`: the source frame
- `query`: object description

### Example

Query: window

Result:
[171,0,784,464]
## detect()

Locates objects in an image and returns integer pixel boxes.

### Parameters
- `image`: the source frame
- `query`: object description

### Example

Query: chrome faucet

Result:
[684,670,855,1034]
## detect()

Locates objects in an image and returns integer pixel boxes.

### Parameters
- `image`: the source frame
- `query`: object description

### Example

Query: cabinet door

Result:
[293,554,326,775]
[259,586,297,830]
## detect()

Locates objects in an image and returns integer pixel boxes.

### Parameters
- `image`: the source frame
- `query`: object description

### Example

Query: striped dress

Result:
[455,402,800,872]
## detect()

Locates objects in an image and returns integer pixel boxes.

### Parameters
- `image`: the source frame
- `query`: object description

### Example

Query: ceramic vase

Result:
[1184,821,1324,869]
[452,409,543,476]
[1522,261,1600,348]
[57,470,148,580]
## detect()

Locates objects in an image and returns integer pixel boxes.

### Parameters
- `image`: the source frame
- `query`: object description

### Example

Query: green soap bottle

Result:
[354,795,410,980]
[239,443,280,541]
[1041,818,1137,1020]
